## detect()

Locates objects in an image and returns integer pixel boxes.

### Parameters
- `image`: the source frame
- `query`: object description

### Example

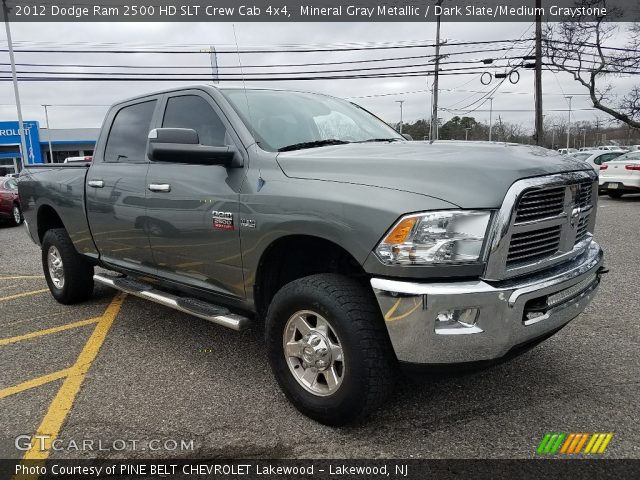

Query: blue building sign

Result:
[0,121,43,164]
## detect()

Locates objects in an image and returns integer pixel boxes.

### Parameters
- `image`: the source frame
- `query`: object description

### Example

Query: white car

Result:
[571,150,625,169]
[597,145,624,151]
[599,151,640,198]
[557,148,578,155]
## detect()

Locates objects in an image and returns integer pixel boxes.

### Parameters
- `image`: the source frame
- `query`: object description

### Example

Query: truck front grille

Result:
[506,225,562,267]
[514,186,565,223]
[483,171,598,281]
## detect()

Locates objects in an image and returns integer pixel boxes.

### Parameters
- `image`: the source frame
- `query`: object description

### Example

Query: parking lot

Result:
[1,195,639,460]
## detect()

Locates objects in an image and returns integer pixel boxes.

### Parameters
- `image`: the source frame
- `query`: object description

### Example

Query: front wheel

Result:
[265,274,396,426]
[42,228,94,304]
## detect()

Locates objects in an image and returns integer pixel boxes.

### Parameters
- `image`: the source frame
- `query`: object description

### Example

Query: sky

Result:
[0,21,636,133]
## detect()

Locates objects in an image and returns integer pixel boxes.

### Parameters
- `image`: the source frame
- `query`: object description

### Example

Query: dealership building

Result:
[0,120,99,175]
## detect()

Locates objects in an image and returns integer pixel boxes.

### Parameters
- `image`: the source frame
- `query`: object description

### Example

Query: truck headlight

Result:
[375,210,492,265]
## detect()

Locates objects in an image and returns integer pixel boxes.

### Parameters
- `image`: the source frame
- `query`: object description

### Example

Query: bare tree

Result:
[544,0,640,129]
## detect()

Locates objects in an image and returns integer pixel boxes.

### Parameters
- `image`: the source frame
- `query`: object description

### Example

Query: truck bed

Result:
[19,163,98,257]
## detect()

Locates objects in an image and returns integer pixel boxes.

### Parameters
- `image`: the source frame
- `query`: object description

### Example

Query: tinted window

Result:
[162,95,227,146]
[104,100,157,163]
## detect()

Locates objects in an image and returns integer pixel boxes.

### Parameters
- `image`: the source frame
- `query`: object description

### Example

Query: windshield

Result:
[221,89,403,152]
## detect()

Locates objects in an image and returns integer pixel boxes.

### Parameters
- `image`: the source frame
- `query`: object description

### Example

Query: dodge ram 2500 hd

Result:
[19,86,606,425]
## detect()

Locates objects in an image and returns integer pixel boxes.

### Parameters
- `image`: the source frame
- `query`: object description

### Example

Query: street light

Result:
[395,100,405,134]
[565,95,573,150]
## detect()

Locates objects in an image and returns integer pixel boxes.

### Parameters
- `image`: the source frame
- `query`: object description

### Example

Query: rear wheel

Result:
[607,191,624,199]
[9,203,22,226]
[265,274,396,426]
[42,228,94,304]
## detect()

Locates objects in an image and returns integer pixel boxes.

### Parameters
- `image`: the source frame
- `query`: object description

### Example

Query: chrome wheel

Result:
[47,246,65,289]
[283,310,344,396]
[12,205,21,224]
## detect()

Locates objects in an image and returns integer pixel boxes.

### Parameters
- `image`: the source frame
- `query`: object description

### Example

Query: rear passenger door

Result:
[86,98,160,273]
[145,90,246,299]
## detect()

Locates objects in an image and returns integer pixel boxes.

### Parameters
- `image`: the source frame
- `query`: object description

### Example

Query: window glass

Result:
[162,95,227,146]
[222,89,402,152]
[104,100,157,163]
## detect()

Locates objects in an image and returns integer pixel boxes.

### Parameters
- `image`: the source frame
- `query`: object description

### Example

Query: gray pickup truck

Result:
[19,85,606,425]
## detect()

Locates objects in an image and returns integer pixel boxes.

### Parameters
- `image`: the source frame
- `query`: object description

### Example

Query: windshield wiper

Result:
[358,138,403,143]
[358,137,401,143]
[278,139,351,152]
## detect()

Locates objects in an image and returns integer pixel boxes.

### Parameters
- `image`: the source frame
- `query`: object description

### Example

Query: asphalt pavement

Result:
[1,195,639,460]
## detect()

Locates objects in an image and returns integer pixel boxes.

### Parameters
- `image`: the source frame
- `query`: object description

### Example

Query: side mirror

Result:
[147,128,241,167]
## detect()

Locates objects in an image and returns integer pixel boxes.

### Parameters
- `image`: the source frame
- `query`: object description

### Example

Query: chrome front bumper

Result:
[370,241,604,364]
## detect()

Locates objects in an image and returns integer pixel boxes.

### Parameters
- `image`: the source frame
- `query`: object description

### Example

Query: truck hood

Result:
[276,142,591,208]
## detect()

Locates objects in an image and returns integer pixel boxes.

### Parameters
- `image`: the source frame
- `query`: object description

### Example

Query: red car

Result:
[0,176,22,226]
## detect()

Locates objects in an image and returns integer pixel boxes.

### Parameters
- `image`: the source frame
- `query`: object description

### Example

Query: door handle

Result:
[148,183,171,193]
[87,180,104,188]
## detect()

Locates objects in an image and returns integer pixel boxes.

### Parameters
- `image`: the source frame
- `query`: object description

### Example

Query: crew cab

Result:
[18,86,606,425]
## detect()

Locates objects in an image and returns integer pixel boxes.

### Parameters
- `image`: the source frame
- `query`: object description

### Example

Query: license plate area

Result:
[607,182,620,189]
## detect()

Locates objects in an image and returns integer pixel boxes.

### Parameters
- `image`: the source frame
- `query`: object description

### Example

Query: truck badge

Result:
[212,211,234,230]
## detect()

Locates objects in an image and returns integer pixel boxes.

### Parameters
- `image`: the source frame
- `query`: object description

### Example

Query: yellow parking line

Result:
[21,293,125,460]
[0,317,100,347]
[0,289,49,303]
[0,275,45,280]
[0,368,71,400]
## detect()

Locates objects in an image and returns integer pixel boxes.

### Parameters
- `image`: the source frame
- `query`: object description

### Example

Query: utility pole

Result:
[42,105,54,163]
[395,100,405,134]
[551,127,556,150]
[582,128,586,148]
[534,0,543,146]
[2,0,28,170]
[464,127,471,141]
[488,97,494,141]
[430,0,443,144]
[565,95,573,149]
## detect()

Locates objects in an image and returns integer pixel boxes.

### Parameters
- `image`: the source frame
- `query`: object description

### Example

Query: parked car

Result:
[557,148,578,154]
[0,176,22,226]
[18,85,606,425]
[599,151,640,198]
[597,145,624,151]
[570,150,625,171]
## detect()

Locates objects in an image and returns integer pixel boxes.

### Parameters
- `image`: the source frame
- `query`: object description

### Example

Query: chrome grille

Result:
[576,179,593,208]
[514,186,565,223]
[506,225,562,267]
[575,216,590,244]
[484,171,598,281]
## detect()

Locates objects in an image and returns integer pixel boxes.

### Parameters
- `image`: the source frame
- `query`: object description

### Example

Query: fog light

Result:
[435,308,482,335]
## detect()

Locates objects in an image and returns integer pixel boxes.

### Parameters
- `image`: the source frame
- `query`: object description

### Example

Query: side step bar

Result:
[93,274,250,331]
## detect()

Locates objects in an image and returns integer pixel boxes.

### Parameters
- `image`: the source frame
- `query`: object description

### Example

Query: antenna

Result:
[232,24,256,144]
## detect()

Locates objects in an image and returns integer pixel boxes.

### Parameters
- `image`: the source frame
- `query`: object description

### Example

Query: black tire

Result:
[8,203,22,226]
[265,274,396,426]
[607,191,623,199]
[42,228,94,304]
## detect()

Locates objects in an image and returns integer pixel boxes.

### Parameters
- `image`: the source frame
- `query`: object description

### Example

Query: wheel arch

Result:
[253,234,369,319]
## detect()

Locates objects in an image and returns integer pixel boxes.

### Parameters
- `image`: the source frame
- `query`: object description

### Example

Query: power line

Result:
[0,38,534,54]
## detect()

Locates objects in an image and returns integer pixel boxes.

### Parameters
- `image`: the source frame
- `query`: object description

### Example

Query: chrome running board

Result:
[93,273,249,331]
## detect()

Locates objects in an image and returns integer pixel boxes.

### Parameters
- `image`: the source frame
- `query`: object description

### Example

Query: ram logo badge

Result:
[212,211,234,230]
